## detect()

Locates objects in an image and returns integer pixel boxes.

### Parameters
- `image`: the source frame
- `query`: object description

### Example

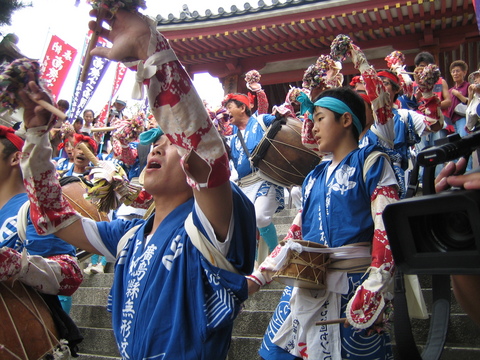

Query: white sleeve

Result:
[399,109,428,137]
[81,218,116,262]
[378,159,398,188]
[194,202,233,256]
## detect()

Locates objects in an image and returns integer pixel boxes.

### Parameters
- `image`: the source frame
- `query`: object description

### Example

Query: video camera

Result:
[383,130,480,275]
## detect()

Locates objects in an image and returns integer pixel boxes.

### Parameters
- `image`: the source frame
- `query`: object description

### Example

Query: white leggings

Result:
[241,181,278,229]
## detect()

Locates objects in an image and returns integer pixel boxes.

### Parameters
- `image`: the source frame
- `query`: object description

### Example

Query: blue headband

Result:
[314,97,363,135]
[296,92,315,119]
[139,127,164,145]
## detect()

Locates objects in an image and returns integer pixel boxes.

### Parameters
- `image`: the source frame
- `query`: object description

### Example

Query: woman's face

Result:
[74,121,82,133]
[83,111,95,125]
[451,66,467,83]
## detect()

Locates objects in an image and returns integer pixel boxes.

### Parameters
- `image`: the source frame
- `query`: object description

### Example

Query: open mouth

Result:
[147,161,161,169]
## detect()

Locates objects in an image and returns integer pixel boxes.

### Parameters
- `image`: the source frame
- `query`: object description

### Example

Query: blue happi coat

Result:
[260,145,394,360]
[229,114,276,179]
[96,183,256,359]
[361,108,420,198]
[0,192,76,257]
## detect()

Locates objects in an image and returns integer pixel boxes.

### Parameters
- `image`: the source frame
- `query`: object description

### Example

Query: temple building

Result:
[156,0,480,108]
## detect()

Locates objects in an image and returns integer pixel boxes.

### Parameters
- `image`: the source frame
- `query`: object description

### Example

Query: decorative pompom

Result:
[302,63,324,90]
[245,69,261,84]
[0,58,42,112]
[384,51,405,68]
[330,34,352,62]
[287,87,303,104]
[414,64,441,91]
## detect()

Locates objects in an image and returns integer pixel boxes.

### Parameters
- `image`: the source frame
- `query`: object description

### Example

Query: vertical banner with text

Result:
[69,31,111,121]
[40,35,77,102]
[95,62,128,127]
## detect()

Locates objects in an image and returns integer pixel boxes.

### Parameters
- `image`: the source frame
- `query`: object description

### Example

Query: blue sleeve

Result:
[263,114,277,127]
[364,152,388,196]
[96,218,146,256]
[226,183,257,274]
[25,215,77,257]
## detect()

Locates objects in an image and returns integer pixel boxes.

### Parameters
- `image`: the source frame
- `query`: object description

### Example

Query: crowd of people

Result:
[1,5,480,360]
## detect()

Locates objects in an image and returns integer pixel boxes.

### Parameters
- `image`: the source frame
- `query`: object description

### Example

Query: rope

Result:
[0,282,60,359]
[0,283,26,360]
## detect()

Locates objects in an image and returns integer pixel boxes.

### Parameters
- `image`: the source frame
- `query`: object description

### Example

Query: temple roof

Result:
[158,0,329,25]
[156,0,479,83]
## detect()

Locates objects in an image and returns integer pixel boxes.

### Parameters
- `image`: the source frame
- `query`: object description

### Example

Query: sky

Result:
[1,0,259,116]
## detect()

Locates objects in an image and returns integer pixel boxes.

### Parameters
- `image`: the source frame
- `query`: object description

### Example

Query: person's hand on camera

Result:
[435,158,480,191]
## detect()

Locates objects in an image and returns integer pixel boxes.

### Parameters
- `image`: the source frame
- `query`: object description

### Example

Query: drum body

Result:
[62,181,109,222]
[272,240,330,290]
[250,117,321,187]
[0,281,59,360]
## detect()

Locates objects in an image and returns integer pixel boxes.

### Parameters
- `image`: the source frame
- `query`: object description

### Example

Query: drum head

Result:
[273,240,329,290]
[62,181,109,222]
[250,117,321,187]
[0,281,59,359]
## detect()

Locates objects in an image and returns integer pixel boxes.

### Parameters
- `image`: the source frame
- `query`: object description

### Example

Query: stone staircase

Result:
[70,207,480,359]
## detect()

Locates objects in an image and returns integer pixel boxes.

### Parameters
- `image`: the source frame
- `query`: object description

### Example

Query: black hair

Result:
[59,175,92,188]
[225,95,252,117]
[315,87,366,140]
[58,99,70,111]
[378,69,401,101]
[74,116,84,125]
[0,137,19,160]
[414,51,435,66]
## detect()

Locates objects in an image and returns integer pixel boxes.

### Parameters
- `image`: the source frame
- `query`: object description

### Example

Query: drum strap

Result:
[237,171,262,188]
[256,114,268,132]
[185,212,240,274]
[328,257,371,272]
[363,151,390,182]
[236,129,251,157]
[16,201,30,242]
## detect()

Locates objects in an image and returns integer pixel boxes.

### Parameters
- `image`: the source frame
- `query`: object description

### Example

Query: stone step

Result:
[70,209,480,360]
[70,304,111,328]
[75,327,120,358]
[228,338,480,360]
[72,286,110,305]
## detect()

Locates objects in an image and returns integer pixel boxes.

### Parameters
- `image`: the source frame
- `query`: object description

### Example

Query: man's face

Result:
[226,102,244,125]
[143,136,190,196]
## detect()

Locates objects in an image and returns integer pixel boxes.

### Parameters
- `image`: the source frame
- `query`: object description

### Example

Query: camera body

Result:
[383,189,480,275]
[383,130,480,275]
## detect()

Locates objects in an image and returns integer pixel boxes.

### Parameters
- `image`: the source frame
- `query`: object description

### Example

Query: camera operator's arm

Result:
[451,275,480,326]
[435,159,480,326]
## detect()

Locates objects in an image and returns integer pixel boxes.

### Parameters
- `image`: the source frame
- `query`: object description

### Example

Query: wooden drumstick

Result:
[28,96,67,121]
[90,126,116,132]
[315,318,347,326]
[78,142,100,166]
[80,6,108,83]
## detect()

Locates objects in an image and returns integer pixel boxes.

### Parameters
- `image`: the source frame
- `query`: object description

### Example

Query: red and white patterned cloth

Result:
[127,16,230,190]
[20,15,230,238]
[0,247,82,296]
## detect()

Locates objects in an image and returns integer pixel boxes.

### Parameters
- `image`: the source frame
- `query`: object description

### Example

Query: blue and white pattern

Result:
[95,184,256,359]
[260,145,394,360]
